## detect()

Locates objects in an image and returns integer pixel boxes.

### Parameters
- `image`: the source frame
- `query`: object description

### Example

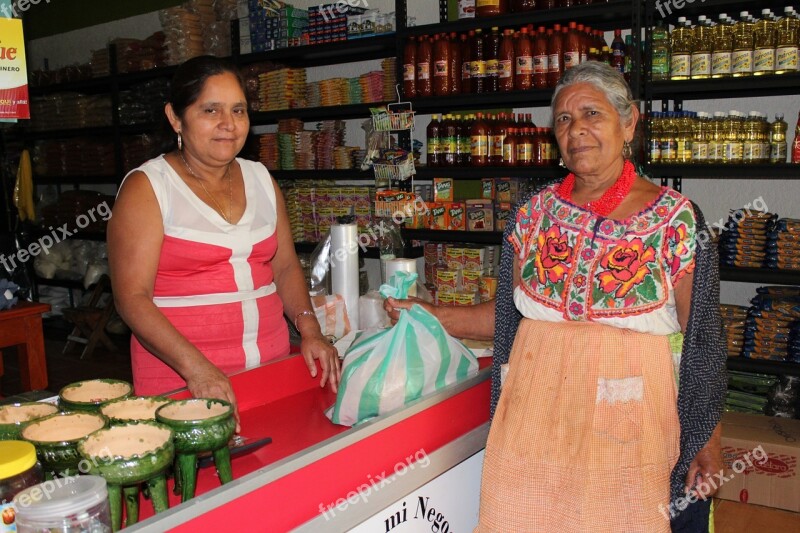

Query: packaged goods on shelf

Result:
[721,303,748,358]
[33,138,117,177]
[283,185,373,245]
[160,0,235,64]
[29,93,112,131]
[258,68,307,110]
[766,219,800,270]
[423,242,499,305]
[122,135,161,172]
[718,208,778,269]
[741,286,800,362]
[118,79,171,125]
[38,190,115,235]
[259,120,358,171]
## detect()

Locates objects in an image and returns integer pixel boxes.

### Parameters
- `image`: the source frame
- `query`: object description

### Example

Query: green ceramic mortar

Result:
[0,402,59,441]
[58,379,132,413]
[21,411,107,477]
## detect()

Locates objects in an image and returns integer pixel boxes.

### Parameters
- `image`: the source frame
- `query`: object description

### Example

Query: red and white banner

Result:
[0,17,30,119]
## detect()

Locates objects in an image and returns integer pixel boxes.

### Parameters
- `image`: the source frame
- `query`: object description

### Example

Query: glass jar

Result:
[0,441,44,533]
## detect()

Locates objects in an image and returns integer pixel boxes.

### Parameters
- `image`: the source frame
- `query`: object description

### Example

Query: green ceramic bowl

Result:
[0,402,59,441]
[21,411,108,476]
[156,399,236,454]
[99,396,172,425]
[58,379,132,413]
[77,421,174,485]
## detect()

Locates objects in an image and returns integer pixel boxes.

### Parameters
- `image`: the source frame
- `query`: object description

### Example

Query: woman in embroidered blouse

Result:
[386,62,726,532]
[108,57,340,431]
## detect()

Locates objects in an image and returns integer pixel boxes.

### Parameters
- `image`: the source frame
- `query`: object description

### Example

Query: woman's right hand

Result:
[185,361,240,433]
[383,296,437,325]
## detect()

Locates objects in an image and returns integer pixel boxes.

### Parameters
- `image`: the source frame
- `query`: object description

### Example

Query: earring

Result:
[622,140,632,160]
[558,157,565,168]
[177,132,183,151]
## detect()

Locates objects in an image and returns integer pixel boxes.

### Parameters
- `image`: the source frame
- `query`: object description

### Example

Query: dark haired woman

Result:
[108,56,340,425]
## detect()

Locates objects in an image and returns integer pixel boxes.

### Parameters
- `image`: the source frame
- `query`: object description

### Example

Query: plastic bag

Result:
[327,271,478,426]
[311,294,351,341]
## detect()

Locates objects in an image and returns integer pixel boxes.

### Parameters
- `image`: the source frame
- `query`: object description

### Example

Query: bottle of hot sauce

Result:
[547,25,563,88]
[503,127,518,166]
[449,32,462,94]
[471,29,487,94]
[402,36,417,98]
[485,27,501,93]
[476,0,507,18]
[577,24,588,64]
[498,29,515,92]
[461,33,473,93]
[517,127,533,166]
[458,115,472,166]
[416,36,432,98]
[533,26,548,89]
[533,128,546,166]
[470,112,489,166]
[490,113,509,165]
[433,34,451,96]
[515,26,533,90]
[564,22,581,72]
[427,114,442,167]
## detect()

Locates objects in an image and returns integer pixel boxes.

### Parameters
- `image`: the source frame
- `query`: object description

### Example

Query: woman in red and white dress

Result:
[108,56,339,426]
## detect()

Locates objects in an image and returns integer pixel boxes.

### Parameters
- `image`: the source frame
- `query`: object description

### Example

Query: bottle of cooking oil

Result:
[770,113,788,163]
[691,111,709,163]
[675,111,693,162]
[661,111,678,163]
[649,112,662,163]
[760,112,771,162]
[723,110,744,163]
[670,17,692,80]
[691,17,712,79]
[652,20,671,81]
[776,8,800,74]
[754,9,777,75]
[743,111,762,163]
[732,12,754,76]
[712,14,734,78]
[708,112,726,162]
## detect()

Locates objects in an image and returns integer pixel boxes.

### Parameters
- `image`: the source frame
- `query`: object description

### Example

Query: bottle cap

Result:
[0,441,37,479]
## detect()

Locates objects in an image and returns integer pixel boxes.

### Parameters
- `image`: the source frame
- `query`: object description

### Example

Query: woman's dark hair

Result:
[158,56,247,153]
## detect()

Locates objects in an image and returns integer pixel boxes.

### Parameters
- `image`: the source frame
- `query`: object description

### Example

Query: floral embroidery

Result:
[655,205,669,218]
[569,302,584,316]
[597,238,657,298]
[573,274,586,288]
[557,206,570,219]
[581,248,596,261]
[599,219,615,234]
[535,225,573,284]
[667,223,690,278]
[636,218,648,231]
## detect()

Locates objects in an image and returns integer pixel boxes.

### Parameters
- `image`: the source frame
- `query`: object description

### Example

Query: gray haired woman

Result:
[472,61,727,532]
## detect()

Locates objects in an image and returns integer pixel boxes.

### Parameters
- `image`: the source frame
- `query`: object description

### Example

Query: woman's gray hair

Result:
[551,62,638,126]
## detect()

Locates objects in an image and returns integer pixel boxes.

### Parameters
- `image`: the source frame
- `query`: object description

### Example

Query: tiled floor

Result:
[0,316,132,398]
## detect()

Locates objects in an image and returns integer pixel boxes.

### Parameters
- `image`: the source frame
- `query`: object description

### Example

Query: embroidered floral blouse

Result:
[510,184,697,336]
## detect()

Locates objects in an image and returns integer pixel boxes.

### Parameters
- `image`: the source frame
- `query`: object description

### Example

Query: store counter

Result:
[129,353,491,531]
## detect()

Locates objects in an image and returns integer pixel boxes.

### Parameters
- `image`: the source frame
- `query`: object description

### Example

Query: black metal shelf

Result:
[402,0,633,35]
[24,126,115,140]
[34,175,119,185]
[720,267,800,285]
[236,34,396,68]
[270,169,374,181]
[727,357,800,376]
[402,229,503,245]
[29,227,107,242]
[649,73,800,100]
[250,102,390,124]
[415,165,566,180]
[29,77,113,96]
[34,275,86,290]
[294,241,423,259]
[409,89,555,114]
[647,164,800,179]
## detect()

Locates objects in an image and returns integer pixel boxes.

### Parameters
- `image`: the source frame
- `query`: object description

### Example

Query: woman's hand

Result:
[185,361,240,433]
[301,334,341,393]
[383,296,436,324]
[685,424,723,499]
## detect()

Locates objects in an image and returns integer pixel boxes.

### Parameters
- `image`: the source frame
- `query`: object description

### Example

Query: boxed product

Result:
[463,247,485,271]
[447,202,466,231]
[495,202,513,232]
[436,270,460,294]
[434,177,454,203]
[495,178,519,203]
[715,412,800,512]
[445,247,465,270]
[466,200,494,231]
[481,178,495,200]
[430,203,448,231]
[462,269,482,294]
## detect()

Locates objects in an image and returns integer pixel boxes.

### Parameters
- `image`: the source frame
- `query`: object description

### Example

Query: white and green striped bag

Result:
[328,272,479,426]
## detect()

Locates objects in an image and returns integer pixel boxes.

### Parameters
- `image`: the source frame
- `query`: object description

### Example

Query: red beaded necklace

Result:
[556,160,637,217]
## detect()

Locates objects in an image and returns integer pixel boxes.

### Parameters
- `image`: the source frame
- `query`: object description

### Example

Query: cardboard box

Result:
[466,200,494,231]
[716,412,800,512]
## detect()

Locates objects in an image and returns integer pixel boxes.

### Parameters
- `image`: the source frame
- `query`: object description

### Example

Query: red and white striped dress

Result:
[126,155,290,395]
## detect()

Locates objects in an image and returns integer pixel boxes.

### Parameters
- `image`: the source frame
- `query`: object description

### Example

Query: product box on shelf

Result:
[466,200,494,232]
[430,203,448,231]
[481,178,495,201]
[495,178,520,203]
[495,202,513,233]
[434,178,454,203]
[447,202,466,231]
[715,412,800,512]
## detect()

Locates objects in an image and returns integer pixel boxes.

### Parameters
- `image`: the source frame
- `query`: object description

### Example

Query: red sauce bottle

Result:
[498,29,515,92]
[516,127,533,166]
[533,128,545,165]
[514,26,533,91]
[458,115,472,166]
[476,0,508,18]
[433,33,451,96]
[564,22,581,72]
[471,29,486,94]
[461,33,473,93]
[490,114,509,165]
[416,36,432,98]
[470,112,489,166]
[503,127,518,166]
[449,32,462,94]
[577,24,588,64]
[547,25,563,88]
[533,27,549,89]
[485,27,501,93]
[402,36,417,98]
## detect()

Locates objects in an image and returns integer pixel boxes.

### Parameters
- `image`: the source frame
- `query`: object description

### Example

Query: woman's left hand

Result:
[684,424,723,499]
[301,334,341,393]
